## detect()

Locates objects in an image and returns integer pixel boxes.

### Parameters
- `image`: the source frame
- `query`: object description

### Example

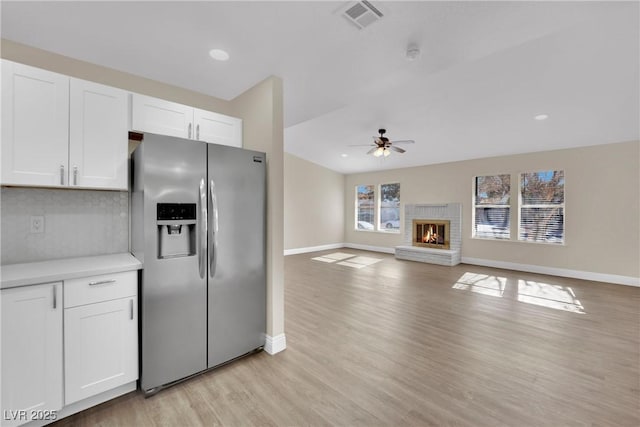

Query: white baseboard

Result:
[462,257,640,287]
[285,243,396,256]
[343,243,395,254]
[264,333,287,355]
[284,243,344,256]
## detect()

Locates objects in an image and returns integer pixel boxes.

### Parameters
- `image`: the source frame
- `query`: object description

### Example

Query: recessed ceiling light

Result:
[341,154,348,158]
[534,114,549,121]
[209,49,229,61]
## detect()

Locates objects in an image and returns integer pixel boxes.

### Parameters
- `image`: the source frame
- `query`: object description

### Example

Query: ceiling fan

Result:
[359,129,415,157]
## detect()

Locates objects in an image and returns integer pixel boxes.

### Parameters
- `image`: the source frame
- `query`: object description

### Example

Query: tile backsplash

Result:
[1,187,128,264]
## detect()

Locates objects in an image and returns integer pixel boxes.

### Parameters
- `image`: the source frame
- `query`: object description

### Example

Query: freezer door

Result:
[208,144,266,368]
[133,133,208,392]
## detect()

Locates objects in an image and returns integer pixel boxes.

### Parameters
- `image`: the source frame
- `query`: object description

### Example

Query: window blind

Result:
[519,171,564,243]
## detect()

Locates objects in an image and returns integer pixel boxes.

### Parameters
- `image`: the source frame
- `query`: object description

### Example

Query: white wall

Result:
[345,141,640,281]
[284,153,345,252]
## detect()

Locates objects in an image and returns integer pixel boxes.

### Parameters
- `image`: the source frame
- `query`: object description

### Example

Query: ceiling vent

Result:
[342,1,383,29]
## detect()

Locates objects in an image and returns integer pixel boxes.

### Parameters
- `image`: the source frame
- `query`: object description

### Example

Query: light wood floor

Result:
[54,249,639,426]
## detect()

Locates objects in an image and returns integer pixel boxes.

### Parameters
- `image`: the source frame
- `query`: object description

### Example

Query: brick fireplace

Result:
[395,203,461,266]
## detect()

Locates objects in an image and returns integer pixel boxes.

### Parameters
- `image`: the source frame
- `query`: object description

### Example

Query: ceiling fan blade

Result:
[391,139,415,145]
[366,147,378,154]
[348,144,376,147]
[373,137,384,144]
[390,145,406,153]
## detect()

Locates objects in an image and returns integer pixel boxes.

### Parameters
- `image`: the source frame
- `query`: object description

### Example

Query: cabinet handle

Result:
[196,124,200,140]
[130,299,134,320]
[60,165,65,185]
[53,285,57,309]
[73,166,78,185]
[88,279,116,286]
[188,123,192,139]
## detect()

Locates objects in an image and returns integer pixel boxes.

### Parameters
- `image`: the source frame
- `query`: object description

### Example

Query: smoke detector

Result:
[405,44,421,61]
[341,1,384,30]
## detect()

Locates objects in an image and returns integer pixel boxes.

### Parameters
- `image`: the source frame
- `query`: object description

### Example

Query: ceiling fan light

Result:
[373,147,384,157]
[383,148,391,157]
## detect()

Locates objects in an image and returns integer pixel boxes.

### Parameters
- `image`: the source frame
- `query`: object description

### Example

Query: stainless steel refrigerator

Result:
[131,133,266,395]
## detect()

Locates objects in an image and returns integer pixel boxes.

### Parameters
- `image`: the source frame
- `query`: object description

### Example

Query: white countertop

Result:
[1,253,142,289]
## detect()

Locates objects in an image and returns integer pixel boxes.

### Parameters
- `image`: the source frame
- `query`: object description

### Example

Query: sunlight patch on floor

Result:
[452,272,507,297]
[451,272,586,314]
[517,280,585,314]
[312,253,382,269]
[311,256,335,263]
[323,252,356,261]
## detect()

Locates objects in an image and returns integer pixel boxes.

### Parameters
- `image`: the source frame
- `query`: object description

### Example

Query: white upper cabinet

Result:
[1,283,64,427]
[131,94,193,139]
[193,107,242,146]
[1,60,128,190]
[1,60,70,186]
[131,93,242,147]
[69,79,128,189]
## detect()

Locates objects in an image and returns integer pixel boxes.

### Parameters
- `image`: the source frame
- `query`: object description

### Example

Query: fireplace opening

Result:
[412,220,450,249]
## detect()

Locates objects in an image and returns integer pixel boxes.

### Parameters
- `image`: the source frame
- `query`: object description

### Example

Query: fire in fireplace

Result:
[412,220,450,249]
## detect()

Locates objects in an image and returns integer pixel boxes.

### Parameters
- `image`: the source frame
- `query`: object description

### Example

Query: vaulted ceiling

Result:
[2,1,638,173]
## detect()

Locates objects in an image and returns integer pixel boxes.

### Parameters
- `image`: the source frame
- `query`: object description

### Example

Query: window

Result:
[379,183,400,232]
[519,170,564,244]
[473,174,511,239]
[355,183,401,232]
[356,185,375,230]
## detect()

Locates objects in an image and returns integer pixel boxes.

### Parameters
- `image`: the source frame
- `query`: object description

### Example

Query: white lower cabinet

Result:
[1,269,138,426]
[64,272,138,405]
[1,283,63,427]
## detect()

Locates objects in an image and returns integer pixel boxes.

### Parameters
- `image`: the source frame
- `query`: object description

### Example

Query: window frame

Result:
[472,174,512,240]
[378,182,401,233]
[354,182,402,233]
[355,184,376,232]
[518,170,565,245]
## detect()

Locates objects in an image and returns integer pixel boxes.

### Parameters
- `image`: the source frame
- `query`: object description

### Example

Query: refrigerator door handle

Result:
[198,178,207,279]
[209,179,219,278]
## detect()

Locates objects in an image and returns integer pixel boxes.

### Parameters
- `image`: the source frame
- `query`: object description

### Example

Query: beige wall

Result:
[1,39,286,337]
[284,153,345,251]
[2,40,231,115]
[230,77,285,338]
[345,141,640,278]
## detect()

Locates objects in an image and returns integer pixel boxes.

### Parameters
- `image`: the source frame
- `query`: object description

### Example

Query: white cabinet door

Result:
[130,93,193,139]
[64,297,138,405]
[194,108,242,147]
[1,60,69,187]
[130,93,243,147]
[69,79,128,190]
[1,283,63,427]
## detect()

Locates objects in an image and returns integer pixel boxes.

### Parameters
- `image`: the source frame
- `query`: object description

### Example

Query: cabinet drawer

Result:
[65,271,137,308]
